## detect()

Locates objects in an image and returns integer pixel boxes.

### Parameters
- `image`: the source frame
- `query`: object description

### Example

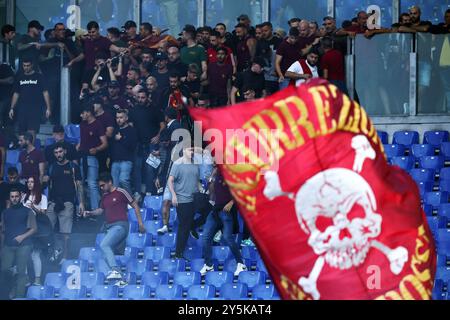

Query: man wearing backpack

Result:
[43,141,85,262]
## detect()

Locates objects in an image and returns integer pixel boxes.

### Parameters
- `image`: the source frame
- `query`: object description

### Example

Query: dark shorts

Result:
[17,107,42,132]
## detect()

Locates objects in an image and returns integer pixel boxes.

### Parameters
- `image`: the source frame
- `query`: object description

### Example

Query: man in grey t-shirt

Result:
[168,146,200,259]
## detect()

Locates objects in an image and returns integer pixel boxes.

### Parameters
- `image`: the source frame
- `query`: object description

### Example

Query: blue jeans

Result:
[202,207,243,266]
[133,143,158,195]
[82,156,100,210]
[111,161,133,195]
[100,221,129,271]
[279,79,290,90]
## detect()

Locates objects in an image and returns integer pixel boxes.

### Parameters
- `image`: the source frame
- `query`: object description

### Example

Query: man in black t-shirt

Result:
[44,142,84,261]
[45,124,79,166]
[9,58,51,139]
[230,58,266,104]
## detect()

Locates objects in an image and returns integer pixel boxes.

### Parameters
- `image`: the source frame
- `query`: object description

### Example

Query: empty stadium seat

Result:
[156,233,177,248]
[58,286,87,300]
[92,259,112,275]
[141,272,169,290]
[80,273,105,290]
[419,156,445,170]
[27,286,54,300]
[91,285,119,299]
[252,284,280,300]
[440,180,450,193]
[441,168,450,180]
[211,246,232,263]
[205,271,234,288]
[391,156,415,171]
[417,181,434,196]
[144,246,171,263]
[438,204,450,219]
[79,247,103,264]
[61,259,89,274]
[393,130,419,147]
[128,208,152,222]
[184,247,203,260]
[256,259,268,274]
[144,220,163,236]
[427,216,439,235]
[410,168,435,182]
[383,144,405,158]
[440,142,450,160]
[127,259,153,276]
[65,124,80,143]
[122,285,151,300]
[126,233,152,249]
[223,259,251,274]
[242,246,261,265]
[45,137,56,147]
[424,131,449,147]
[238,271,266,290]
[189,258,219,273]
[411,144,435,158]
[173,272,201,290]
[158,259,186,277]
[155,285,183,300]
[187,285,216,300]
[44,273,66,290]
[220,283,248,299]
[422,204,433,216]
[377,131,388,144]
[424,192,449,207]
[144,195,163,213]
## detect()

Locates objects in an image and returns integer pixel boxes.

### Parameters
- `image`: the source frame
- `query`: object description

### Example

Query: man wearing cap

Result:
[234,23,257,73]
[121,20,140,45]
[180,25,207,82]
[150,52,171,90]
[230,57,266,105]
[45,125,79,167]
[105,80,129,115]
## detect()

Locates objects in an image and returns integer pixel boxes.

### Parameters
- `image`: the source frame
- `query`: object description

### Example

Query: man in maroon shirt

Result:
[320,36,348,95]
[275,27,304,89]
[207,47,233,107]
[234,23,257,73]
[94,98,115,173]
[338,11,369,37]
[84,172,145,283]
[18,132,45,184]
[77,105,108,210]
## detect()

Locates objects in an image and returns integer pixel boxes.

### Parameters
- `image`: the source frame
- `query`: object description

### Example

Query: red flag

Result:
[189,79,436,300]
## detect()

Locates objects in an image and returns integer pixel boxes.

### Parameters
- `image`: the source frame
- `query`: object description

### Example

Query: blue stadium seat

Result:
[184,247,203,260]
[144,195,163,213]
[212,246,232,263]
[242,246,260,265]
[238,271,266,290]
[438,204,450,219]
[58,286,87,300]
[252,284,280,300]
[424,131,449,147]
[158,259,186,277]
[187,285,216,300]
[424,192,449,207]
[44,273,66,290]
[173,271,201,290]
[426,216,439,235]
[411,144,435,158]
[91,285,119,299]
[410,169,435,182]
[391,156,415,171]
[187,232,203,247]
[432,279,446,300]
[440,180,450,193]
[419,156,445,170]
[435,266,450,281]
[437,229,450,243]
[156,233,177,248]
[6,149,20,164]
[383,144,405,158]
[144,220,163,236]
[80,273,105,290]
[144,246,171,263]
[189,259,219,273]
[79,247,102,264]
[45,137,56,147]
[27,286,54,300]
[417,181,434,196]
[440,168,450,180]
[220,283,248,299]
[61,259,89,274]
[65,124,80,143]
[256,259,269,274]
[92,259,111,276]
[377,131,388,144]
[128,208,152,222]
[393,130,419,147]
[422,204,433,216]
[126,233,152,249]
[155,285,183,300]
[223,259,251,274]
[122,285,151,300]
[126,259,153,276]
[205,271,234,288]
[440,142,450,161]
[141,272,169,290]
[95,233,106,248]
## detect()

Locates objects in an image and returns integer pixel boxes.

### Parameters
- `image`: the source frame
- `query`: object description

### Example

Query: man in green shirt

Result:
[179,25,207,82]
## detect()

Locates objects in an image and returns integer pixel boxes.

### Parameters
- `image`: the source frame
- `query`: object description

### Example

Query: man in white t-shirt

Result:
[285,49,320,86]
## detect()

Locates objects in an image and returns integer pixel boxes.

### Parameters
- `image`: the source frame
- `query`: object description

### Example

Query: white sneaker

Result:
[157,225,169,235]
[213,230,222,242]
[234,263,247,276]
[199,264,214,276]
[106,270,123,280]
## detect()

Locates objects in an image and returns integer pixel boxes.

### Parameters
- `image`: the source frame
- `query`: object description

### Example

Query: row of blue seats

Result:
[385,143,450,159]
[27,282,279,300]
[388,155,449,171]
[378,130,449,146]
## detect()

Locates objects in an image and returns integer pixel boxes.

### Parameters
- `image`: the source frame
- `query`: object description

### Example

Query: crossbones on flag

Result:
[189,79,436,300]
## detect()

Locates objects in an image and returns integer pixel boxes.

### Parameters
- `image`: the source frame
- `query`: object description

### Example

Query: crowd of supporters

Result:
[0,5,449,298]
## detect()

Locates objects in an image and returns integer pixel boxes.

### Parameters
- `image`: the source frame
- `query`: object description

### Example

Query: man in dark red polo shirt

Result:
[94,98,115,173]
[338,11,369,37]
[77,104,108,210]
[84,172,145,283]
[18,132,45,184]
[275,27,303,90]
[207,47,233,107]
[320,36,347,95]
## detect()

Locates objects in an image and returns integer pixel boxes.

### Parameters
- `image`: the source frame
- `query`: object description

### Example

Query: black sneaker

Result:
[190,229,199,240]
